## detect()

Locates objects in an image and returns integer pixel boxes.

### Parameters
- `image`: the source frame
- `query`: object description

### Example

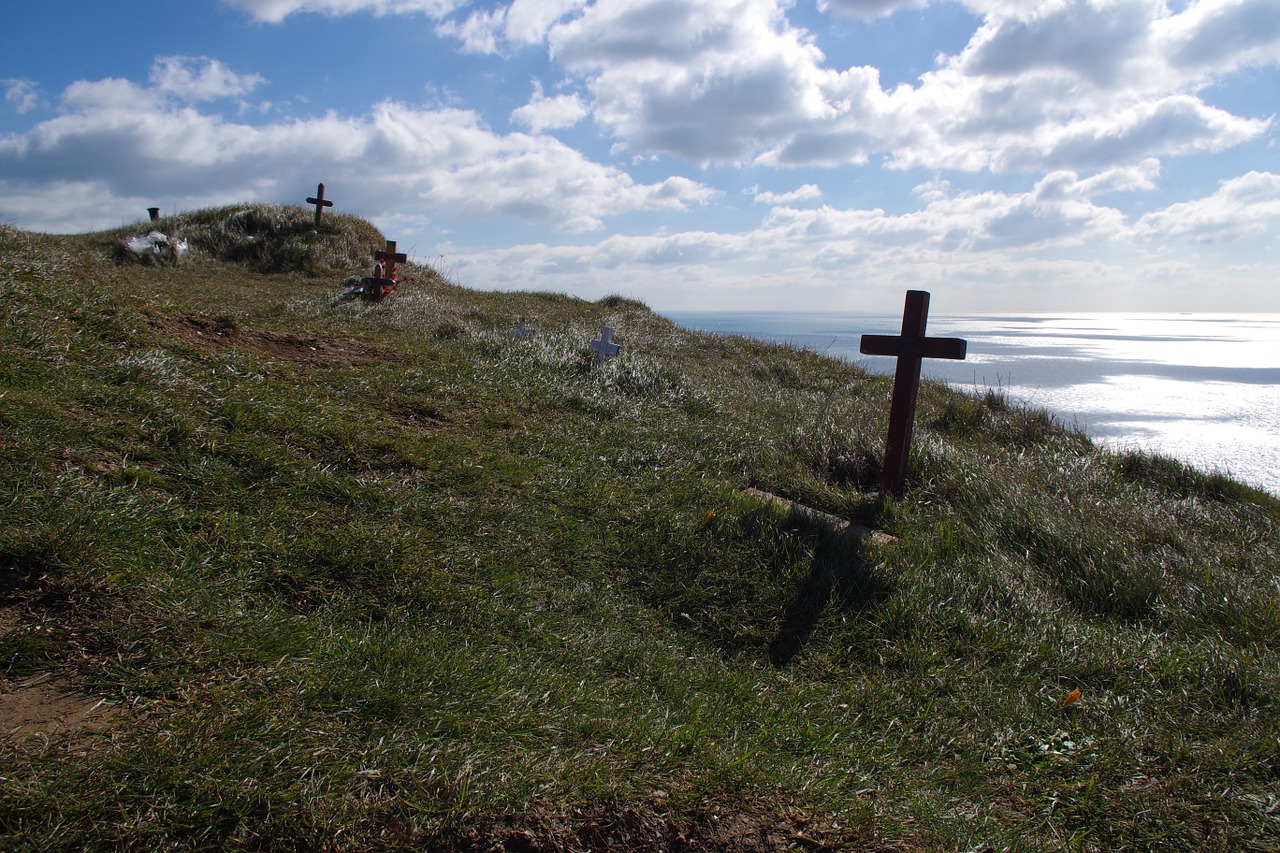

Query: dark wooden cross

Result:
[306,182,334,227]
[359,240,409,302]
[860,290,967,498]
[374,239,407,268]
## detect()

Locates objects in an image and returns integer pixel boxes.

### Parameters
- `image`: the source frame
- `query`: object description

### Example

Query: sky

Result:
[1,0,1278,314]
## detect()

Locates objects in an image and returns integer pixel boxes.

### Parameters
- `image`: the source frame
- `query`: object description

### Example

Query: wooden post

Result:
[859,290,967,498]
[306,182,334,228]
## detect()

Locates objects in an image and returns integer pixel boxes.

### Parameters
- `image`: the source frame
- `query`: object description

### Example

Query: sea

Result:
[665,311,1280,497]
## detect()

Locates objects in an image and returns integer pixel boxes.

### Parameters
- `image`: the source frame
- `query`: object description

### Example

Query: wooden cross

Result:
[860,290,967,498]
[358,240,408,303]
[590,326,621,366]
[374,239,407,268]
[306,182,334,227]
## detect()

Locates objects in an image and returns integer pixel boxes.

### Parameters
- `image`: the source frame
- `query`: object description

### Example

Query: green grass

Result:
[2,209,1278,850]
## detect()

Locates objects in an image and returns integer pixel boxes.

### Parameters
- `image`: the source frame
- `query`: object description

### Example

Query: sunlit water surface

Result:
[666,312,1280,496]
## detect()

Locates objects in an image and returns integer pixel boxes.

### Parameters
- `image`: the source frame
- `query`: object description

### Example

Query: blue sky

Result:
[2,0,1278,313]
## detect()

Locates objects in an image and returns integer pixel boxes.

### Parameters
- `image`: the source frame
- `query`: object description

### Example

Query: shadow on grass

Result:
[765,510,891,668]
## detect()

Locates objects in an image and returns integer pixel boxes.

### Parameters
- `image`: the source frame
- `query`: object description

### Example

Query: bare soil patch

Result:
[447,801,897,852]
[1,674,116,749]
[0,606,119,754]
[152,313,406,367]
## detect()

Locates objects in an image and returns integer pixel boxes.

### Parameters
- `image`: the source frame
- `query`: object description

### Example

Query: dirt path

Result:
[153,313,406,366]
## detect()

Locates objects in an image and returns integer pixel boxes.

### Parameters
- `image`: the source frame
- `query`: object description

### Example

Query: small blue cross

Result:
[590,326,621,366]
[508,316,536,339]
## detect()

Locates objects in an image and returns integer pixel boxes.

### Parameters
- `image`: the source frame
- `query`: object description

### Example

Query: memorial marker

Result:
[359,240,408,303]
[508,316,536,339]
[590,326,621,366]
[374,239,408,269]
[306,182,334,228]
[860,290,967,498]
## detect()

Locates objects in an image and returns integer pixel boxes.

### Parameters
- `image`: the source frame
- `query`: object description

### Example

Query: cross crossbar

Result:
[859,290,967,498]
[306,182,334,227]
[374,240,408,265]
[859,334,967,361]
[359,276,397,303]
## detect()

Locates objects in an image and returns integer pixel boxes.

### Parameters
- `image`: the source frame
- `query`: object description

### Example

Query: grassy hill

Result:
[1,206,1277,851]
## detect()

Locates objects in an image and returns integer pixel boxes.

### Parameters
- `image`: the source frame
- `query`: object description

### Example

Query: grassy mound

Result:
[111,203,386,275]
[1,214,1277,851]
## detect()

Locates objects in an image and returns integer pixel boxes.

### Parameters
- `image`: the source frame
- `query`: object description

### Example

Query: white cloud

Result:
[503,0,589,43]
[1134,171,1280,241]
[150,57,266,101]
[0,66,717,235]
[511,84,588,132]
[548,0,837,165]
[994,95,1268,171]
[873,62,1270,174]
[817,0,931,17]
[439,168,1278,311]
[3,79,41,114]
[757,177,1130,253]
[1033,159,1161,200]
[500,0,1270,175]
[368,104,718,231]
[60,77,159,111]
[223,0,464,24]
[52,57,265,116]
[750,184,823,204]
[437,0,585,53]
[435,6,506,53]
[955,0,1280,91]
[957,0,1159,87]
[1160,0,1280,75]
[0,180,162,233]
[253,0,1275,177]
[502,175,1134,278]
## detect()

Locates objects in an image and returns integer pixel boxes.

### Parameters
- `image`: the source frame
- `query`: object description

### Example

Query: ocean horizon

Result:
[665,311,1280,497]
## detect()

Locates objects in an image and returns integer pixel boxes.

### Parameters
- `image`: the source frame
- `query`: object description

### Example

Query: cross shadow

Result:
[765,507,892,668]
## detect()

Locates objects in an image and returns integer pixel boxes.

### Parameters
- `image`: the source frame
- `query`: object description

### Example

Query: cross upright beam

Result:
[306,182,334,228]
[860,290,967,498]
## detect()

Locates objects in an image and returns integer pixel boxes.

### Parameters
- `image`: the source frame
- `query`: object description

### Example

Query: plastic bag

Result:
[124,231,189,261]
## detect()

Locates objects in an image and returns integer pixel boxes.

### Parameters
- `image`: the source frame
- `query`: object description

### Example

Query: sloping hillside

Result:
[1,207,1277,850]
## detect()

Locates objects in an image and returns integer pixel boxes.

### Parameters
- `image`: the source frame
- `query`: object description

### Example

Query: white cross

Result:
[590,326,621,365]
[507,316,535,339]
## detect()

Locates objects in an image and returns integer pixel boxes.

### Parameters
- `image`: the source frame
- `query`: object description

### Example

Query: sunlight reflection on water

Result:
[667,311,1280,496]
